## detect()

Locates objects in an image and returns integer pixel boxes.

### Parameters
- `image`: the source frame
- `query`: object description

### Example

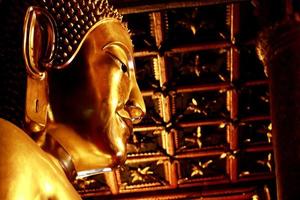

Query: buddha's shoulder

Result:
[0,118,49,174]
[0,118,81,199]
[0,118,42,197]
[0,118,42,157]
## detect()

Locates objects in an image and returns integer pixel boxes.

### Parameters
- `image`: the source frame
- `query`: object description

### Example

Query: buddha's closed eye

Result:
[106,52,129,74]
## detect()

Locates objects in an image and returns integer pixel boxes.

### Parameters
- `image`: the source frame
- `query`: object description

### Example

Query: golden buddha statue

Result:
[0,0,145,199]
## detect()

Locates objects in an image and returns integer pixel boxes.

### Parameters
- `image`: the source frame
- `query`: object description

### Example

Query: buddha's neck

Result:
[41,133,77,181]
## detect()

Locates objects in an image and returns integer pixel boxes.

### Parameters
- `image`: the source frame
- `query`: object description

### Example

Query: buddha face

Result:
[47,19,145,171]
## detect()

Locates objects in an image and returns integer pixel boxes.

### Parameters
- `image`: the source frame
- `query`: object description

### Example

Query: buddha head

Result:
[23,0,145,178]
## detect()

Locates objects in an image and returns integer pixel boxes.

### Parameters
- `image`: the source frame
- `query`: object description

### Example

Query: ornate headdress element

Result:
[40,0,122,68]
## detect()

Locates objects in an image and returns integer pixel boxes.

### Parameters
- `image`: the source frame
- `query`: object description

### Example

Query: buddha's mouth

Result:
[116,110,133,139]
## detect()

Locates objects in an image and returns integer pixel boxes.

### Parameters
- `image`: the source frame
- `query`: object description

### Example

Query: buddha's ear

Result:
[23,7,56,136]
[23,6,56,80]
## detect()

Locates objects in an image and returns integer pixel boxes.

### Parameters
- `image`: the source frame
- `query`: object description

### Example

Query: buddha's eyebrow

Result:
[103,42,136,73]
[102,42,131,67]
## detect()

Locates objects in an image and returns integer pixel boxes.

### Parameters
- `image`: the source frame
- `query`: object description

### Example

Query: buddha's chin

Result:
[74,150,126,172]
[105,127,130,167]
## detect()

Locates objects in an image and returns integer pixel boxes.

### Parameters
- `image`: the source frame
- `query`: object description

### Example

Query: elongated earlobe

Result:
[23,7,56,136]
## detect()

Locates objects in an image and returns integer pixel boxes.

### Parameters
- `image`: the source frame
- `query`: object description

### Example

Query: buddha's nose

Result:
[125,83,146,124]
